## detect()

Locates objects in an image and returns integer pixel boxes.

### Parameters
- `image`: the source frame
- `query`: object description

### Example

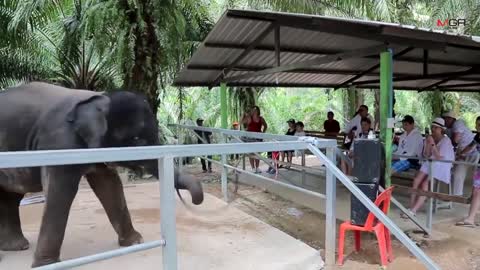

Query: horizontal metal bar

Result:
[172,124,337,147]
[0,141,310,169]
[393,154,480,167]
[32,240,165,270]
[205,153,327,201]
[307,144,440,270]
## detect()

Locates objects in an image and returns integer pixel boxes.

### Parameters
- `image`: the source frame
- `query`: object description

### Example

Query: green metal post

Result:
[220,83,228,129]
[220,82,229,201]
[380,49,393,188]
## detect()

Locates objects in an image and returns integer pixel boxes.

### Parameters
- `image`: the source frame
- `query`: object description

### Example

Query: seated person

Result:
[392,115,424,174]
[342,105,374,149]
[295,121,306,136]
[403,118,455,217]
[456,116,480,227]
[323,111,340,138]
[280,118,296,169]
[341,117,373,175]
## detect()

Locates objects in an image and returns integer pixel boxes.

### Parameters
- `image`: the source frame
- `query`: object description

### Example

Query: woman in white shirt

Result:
[403,117,455,217]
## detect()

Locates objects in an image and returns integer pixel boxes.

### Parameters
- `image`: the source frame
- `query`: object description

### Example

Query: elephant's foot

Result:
[0,235,29,251]
[118,230,143,246]
[31,257,60,268]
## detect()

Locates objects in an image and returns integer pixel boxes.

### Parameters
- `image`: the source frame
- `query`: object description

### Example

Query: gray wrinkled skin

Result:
[0,82,203,268]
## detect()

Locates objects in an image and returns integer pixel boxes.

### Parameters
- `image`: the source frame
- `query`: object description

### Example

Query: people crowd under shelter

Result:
[194,103,480,227]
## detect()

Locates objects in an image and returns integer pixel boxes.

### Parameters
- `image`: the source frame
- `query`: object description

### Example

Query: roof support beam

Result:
[438,82,480,89]
[423,50,429,76]
[419,67,478,91]
[351,69,479,86]
[220,44,388,84]
[211,23,276,87]
[334,47,414,89]
[203,42,475,67]
[275,25,280,66]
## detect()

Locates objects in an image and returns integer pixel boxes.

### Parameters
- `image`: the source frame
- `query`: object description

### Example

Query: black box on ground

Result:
[350,182,379,226]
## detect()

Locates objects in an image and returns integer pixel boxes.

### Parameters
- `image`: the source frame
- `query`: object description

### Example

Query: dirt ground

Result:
[162,163,480,270]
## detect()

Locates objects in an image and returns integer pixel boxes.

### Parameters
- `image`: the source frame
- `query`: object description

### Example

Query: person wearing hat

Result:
[456,116,480,227]
[443,111,478,196]
[280,118,296,169]
[391,115,424,174]
[402,117,455,218]
[195,118,212,173]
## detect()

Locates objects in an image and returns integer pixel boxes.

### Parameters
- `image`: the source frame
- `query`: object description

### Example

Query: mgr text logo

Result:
[436,18,467,28]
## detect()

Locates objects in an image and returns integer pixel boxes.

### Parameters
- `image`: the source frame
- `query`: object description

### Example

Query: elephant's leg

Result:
[86,165,143,246]
[32,166,82,268]
[0,188,29,251]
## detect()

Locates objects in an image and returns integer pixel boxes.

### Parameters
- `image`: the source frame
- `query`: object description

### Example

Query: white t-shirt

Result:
[420,135,455,183]
[451,119,476,154]
[394,127,424,160]
[343,114,374,143]
[295,131,306,136]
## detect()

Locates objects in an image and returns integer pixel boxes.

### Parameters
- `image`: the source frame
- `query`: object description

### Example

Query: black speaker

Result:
[350,182,379,226]
[352,139,385,187]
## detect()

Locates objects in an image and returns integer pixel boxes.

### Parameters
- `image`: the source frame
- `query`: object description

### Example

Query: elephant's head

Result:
[69,90,203,205]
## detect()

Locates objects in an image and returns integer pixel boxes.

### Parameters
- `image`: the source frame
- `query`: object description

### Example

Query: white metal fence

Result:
[0,126,441,270]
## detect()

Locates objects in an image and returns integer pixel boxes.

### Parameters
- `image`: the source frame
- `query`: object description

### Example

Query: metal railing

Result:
[172,124,441,270]
[0,124,442,270]
[391,153,480,233]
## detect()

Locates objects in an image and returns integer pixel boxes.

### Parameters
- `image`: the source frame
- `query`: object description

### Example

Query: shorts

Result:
[473,169,480,189]
[392,160,411,173]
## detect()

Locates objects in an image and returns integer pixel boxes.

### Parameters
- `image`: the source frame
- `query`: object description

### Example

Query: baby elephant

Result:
[0,82,203,267]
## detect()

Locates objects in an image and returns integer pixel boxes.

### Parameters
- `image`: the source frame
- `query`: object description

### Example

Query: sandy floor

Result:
[2,182,323,270]
[183,160,480,270]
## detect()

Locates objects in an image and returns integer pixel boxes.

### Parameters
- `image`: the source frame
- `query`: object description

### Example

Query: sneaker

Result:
[255,168,262,174]
[208,168,212,173]
[202,169,208,173]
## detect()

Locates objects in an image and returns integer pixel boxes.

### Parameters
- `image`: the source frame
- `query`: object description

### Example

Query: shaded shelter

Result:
[173,10,480,266]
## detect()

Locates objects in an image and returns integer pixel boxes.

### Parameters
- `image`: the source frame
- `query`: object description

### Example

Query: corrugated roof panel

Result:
[207,17,271,45]
[173,9,480,91]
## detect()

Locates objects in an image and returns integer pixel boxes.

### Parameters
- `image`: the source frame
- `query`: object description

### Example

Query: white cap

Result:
[431,117,446,130]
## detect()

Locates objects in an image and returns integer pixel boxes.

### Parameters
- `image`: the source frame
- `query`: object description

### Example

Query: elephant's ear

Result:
[66,95,111,148]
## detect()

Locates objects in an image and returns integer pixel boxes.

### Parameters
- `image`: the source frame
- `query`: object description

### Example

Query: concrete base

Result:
[2,183,324,270]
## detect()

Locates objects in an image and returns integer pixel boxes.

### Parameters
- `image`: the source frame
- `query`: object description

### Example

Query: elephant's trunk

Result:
[145,161,204,205]
[174,169,204,205]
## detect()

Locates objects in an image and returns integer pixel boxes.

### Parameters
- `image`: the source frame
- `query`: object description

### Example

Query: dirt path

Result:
[154,164,480,270]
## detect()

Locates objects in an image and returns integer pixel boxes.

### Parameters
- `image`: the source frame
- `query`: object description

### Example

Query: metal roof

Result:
[173,9,480,92]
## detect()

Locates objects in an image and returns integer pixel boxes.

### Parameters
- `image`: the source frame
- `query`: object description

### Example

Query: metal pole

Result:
[158,157,177,270]
[221,153,228,202]
[220,82,229,201]
[178,125,183,170]
[380,49,393,188]
[32,240,165,270]
[427,160,434,232]
[325,145,336,269]
[220,82,228,129]
[301,151,306,185]
[307,144,440,270]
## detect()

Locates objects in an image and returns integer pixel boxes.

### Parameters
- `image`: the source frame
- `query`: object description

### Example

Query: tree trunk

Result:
[118,0,161,117]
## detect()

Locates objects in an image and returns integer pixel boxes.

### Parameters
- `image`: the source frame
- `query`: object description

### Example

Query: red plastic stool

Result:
[337,186,394,267]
